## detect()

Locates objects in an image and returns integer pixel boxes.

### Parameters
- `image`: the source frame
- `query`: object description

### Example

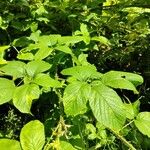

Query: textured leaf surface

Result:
[102,71,143,87]
[134,112,150,137]
[13,84,40,114]
[34,73,61,88]
[0,139,21,150]
[0,61,26,78]
[26,60,51,77]
[63,81,90,116]
[20,120,45,150]
[0,78,15,104]
[61,65,102,81]
[89,81,126,131]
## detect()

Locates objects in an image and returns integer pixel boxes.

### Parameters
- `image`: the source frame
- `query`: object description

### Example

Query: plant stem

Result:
[108,128,136,150]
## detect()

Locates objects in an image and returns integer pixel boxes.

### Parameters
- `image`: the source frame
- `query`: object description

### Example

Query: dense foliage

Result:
[0,0,150,149]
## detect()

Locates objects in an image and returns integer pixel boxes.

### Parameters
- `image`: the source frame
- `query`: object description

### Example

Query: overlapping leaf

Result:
[13,84,40,114]
[63,81,91,116]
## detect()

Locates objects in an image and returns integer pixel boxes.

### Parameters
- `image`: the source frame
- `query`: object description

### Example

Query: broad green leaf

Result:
[102,71,143,93]
[60,141,76,150]
[0,61,26,78]
[26,60,51,77]
[0,78,15,105]
[34,46,53,60]
[20,120,45,150]
[0,45,10,52]
[89,81,126,131]
[91,36,111,46]
[0,139,21,150]
[17,52,34,60]
[61,65,102,81]
[63,81,90,116]
[55,46,73,55]
[13,84,40,114]
[12,37,31,47]
[134,112,150,138]
[34,73,62,88]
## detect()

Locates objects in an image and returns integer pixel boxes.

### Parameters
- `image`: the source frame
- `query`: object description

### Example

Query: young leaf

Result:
[0,139,21,150]
[13,84,40,114]
[134,112,150,138]
[20,120,45,150]
[63,81,90,116]
[0,78,15,105]
[34,73,62,88]
[89,81,126,131]
[26,60,51,77]
[0,61,26,78]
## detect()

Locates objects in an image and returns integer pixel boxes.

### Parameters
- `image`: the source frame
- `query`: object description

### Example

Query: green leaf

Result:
[91,36,111,46]
[17,52,34,60]
[102,71,143,93]
[134,112,150,138]
[0,78,15,105]
[63,81,90,116]
[89,81,126,131]
[55,46,73,55]
[13,84,40,114]
[80,23,89,37]
[20,120,45,150]
[0,45,10,52]
[61,65,102,81]
[34,73,62,88]
[0,139,21,150]
[26,60,51,77]
[0,61,26,78]
[124,100,140,119]
[60,141,76,150]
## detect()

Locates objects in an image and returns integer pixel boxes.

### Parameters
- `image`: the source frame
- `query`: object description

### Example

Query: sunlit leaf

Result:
[0,78,15,105]
[0,139,21,150]
[63,81,90,116]
[134,112,150,138]
[26,60,51,77]
[0,61,26,78]
[13,84,40,114]
[34,73,62,88]
[20,120,45,150]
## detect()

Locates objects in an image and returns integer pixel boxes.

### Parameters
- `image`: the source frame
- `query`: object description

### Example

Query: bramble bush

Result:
[0,0,150,149]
